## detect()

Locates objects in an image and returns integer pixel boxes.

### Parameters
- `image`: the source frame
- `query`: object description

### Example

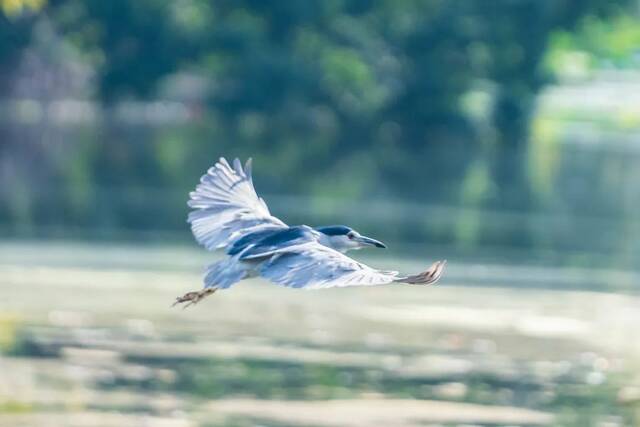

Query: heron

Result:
[174,158,446,307]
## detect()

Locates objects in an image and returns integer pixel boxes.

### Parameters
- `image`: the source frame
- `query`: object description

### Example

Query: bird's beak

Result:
[354,235,387,248]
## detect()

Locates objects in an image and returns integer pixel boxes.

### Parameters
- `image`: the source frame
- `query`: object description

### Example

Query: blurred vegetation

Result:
[0,314,19,352]
[0,1,639,266]
[547,14,640,75]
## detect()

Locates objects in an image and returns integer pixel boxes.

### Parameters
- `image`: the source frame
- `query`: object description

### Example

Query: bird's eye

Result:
[347,232,355,239]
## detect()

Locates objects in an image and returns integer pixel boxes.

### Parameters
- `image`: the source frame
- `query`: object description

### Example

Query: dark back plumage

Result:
[228,225,316,260]
[315,225,352,236]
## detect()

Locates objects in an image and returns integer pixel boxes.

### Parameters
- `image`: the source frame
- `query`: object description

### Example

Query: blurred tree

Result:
[37,1,629,189]
[0,4,40,225]
[1,0,43,17]
[477,0,631,213]
[0,2,39,94]
[0,0,634,250]
[47,0,201,102]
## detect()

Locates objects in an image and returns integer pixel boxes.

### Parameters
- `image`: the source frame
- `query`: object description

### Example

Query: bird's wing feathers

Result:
[259,241,446,289]
[259,242,398,289]
[188,158,286,251]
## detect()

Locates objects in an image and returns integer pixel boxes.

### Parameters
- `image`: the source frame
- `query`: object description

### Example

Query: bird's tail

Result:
[204,256,247,289]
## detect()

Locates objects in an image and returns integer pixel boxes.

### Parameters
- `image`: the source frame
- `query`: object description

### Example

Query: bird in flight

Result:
[174,158,446,307]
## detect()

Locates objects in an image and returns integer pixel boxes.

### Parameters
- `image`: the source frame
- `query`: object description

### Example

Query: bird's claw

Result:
[172,288,217,308]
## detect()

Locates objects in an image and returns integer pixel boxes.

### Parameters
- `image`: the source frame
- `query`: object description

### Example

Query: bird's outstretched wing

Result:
[188,158,286,251]
[259,241,446,289]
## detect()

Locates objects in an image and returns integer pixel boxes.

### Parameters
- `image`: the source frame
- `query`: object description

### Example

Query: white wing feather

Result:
[188,158,286,251]
[259,242,401,289]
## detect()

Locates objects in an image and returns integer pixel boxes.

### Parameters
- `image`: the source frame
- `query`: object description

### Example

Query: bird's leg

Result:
[172,288,217,308]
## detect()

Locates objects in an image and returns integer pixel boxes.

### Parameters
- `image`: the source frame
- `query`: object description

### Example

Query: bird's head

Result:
[315,225,386,253]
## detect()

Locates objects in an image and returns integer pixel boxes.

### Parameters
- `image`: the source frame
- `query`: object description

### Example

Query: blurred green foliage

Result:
[0,1,637,265]
[548,14,640,75]
[41,0,630,204]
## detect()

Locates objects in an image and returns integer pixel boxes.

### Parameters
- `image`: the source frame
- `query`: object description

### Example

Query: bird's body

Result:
[174,158,445,307]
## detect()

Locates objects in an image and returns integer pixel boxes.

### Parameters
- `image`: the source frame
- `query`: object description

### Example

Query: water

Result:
[0,242,639,426]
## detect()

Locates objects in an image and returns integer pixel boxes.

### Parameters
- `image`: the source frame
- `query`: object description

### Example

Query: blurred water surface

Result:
[0,242,639,426]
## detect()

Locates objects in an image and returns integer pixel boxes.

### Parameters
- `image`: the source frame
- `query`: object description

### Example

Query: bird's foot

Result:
[398,260,446,285]
[172,288,217,308]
